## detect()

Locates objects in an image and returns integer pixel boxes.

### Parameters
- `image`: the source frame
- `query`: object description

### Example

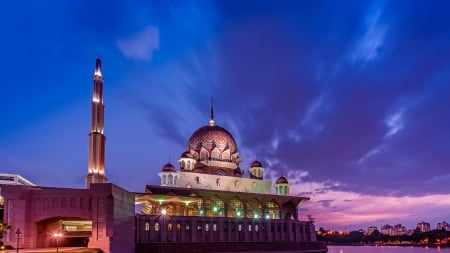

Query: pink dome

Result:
[187,125,238,154]
[161,163,177,172]
[276,176,288,184]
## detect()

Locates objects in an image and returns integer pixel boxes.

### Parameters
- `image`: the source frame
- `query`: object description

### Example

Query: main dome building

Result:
[156,102,290,195]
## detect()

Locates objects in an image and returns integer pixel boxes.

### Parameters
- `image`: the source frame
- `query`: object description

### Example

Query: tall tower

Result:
[85,57,108,188]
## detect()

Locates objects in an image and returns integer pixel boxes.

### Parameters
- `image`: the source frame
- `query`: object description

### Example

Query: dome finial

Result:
[209,97,215,126]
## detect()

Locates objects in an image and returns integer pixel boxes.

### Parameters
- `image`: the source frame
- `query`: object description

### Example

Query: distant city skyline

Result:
[1,1,450,230]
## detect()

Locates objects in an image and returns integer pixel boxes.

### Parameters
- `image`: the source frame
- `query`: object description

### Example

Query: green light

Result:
[236,211,241,216]
[213,206,218,212]
[254,214,258,219]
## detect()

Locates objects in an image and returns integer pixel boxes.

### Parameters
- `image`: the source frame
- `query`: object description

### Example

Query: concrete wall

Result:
[1,183,135,253]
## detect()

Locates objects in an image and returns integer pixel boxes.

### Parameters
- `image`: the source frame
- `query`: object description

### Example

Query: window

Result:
[205,223,209,232]
[248,224,252,232]
[255,224,259,232]
[177,223,181,232]
[154,222,160,232]
[162,175,167,185]
[238,224,242,232]
[213,223,217,232]
[168,223,173,232]
[168,175,173,185]
[145,222,150,231]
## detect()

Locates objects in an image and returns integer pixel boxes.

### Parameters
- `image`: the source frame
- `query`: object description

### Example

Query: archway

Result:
[35,217,92,248]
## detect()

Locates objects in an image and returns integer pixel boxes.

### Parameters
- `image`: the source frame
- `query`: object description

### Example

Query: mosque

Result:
[0,58,327,253]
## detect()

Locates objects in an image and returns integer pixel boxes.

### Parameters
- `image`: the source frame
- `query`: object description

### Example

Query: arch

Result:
[200,149,208,161]
[211,148,220,161]
[154,222,160,232]
[162,175,167,185]
[168,174,173,185]
[222,150,231,162]
[35,217,92,248]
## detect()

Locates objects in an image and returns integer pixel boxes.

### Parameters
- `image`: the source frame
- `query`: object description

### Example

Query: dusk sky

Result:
[1,0,450,231]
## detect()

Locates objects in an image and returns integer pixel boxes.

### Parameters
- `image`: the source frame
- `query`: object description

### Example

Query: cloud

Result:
[348,1,389,64]
[292,181,450,230]
[385,107,405,137]
[116,26,160,61]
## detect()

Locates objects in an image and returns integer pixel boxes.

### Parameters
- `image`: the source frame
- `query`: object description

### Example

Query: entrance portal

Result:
[36,217,92,248]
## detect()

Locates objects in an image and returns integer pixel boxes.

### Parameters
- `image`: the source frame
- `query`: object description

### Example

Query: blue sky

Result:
[1,0,450,230]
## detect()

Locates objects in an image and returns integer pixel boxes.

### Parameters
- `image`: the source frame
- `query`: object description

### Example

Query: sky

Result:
[1,0,450,231]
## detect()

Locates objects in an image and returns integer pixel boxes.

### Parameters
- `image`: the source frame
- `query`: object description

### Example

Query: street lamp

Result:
[53,232,62,252]
[15,228,21,253]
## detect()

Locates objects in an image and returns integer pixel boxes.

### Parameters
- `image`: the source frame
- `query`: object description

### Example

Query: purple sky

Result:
[1,0,450,231]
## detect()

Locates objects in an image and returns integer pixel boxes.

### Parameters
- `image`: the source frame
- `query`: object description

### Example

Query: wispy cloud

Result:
[348,1,389,64]
[116,26,160,61]
[385,107,405,137]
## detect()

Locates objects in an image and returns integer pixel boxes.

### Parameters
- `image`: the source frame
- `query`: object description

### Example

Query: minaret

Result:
[85,57,108,188]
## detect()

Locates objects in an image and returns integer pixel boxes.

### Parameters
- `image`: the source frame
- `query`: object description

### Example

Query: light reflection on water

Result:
[328,245,450,253]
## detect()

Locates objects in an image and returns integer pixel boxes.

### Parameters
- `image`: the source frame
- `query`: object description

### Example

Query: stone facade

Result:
[1,183,135,253]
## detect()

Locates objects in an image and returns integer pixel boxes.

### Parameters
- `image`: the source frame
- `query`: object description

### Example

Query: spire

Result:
[94,57,102,77]
[209,97,215,126]
[86,57,107,188]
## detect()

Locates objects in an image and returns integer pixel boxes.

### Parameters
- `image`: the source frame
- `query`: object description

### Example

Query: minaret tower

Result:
[85,57,108,188]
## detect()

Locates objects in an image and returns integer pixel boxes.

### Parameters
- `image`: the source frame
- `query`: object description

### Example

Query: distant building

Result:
[380,224,393,235]
[417,221,431,233]
[437,221,449,231]
[0,173,35,186]
[393,224,406,236]
[367,226,378,235]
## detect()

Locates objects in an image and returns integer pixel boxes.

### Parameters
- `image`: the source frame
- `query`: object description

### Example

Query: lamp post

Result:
[53,232,62,252]
[15,228,21,253]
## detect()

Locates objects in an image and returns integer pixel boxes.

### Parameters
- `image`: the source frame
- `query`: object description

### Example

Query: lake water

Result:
[328,245,450,253]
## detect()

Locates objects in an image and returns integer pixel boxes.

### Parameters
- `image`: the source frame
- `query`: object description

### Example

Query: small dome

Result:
[251,160,263,168]
[180,151,193,159]
[161,163,177,172]
[276,176,288,184]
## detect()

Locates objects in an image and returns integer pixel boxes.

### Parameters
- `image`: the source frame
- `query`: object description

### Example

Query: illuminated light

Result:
[254,214,258,219]
[93,97,100,103]
[161,209,167,215]
[265,214,270,219]
[94,70,102,77]
[158,199,163,205]
[236,211,241,217]
[213,206,218,212]
[200,210,204,215]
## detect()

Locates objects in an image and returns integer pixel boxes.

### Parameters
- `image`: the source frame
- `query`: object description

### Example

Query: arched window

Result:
[145,222,150,231]
[200,150,208,161]
[154,222,160,232]
[248,224,252,232]
[174,175,178,185]
[211,149,220,161]
[205,223,209,232]
[187,160,191,169]
[255,224,259,232]
[162,175,167,185]
[168,174,173,185]
[222,150,230,162]
[168,223,173,231]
